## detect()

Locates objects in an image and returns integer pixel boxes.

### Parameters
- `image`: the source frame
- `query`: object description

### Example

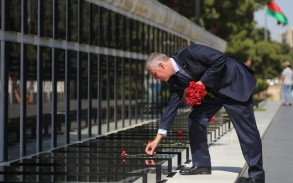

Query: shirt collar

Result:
[170,58,179,73]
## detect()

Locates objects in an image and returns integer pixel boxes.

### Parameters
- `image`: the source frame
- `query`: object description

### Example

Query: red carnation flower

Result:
[185,81,208,106]
[210,116,215,123]
[121,150,127,158]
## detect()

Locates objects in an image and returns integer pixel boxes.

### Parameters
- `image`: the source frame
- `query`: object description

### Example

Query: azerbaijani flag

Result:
[267,1,288,25]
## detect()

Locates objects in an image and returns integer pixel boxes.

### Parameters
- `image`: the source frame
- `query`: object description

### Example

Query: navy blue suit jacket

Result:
[159,43,256,132]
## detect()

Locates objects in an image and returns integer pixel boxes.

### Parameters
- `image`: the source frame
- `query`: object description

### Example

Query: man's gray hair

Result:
[145,52,169,68]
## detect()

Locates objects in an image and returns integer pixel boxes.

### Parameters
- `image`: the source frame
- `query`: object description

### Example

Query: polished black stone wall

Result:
[0,0,189,163]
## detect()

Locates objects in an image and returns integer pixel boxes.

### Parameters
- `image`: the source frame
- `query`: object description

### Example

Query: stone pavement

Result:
[164,100,282,183]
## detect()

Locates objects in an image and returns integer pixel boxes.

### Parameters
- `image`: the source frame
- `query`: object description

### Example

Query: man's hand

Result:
[196,80,203,85]
[145,140,158,155]
[145,134,163,155]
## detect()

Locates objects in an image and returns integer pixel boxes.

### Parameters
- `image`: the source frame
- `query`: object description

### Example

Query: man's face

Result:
[147,63,170,82]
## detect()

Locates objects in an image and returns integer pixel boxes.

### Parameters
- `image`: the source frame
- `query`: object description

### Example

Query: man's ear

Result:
[158,62,165,69]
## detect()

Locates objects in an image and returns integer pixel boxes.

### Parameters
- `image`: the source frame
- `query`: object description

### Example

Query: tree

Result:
[158,0,293,79]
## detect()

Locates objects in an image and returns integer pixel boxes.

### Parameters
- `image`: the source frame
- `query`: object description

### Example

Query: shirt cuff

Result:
[157,129,167,137]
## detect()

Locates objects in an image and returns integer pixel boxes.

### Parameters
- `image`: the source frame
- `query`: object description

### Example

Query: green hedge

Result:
[254,78,269,94]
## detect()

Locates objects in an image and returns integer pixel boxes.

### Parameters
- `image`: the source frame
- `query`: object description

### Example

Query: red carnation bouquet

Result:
[185,81,208,106]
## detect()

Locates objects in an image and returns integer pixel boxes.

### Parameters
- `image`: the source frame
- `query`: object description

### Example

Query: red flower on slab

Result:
[210,116,215,124]
[177,129,183,139]
[121,150,127,158]
[185,81,207,106]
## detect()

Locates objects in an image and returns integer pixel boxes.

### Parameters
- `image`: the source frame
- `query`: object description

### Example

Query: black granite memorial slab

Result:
[7,158,163,182]
[33,153,174,175]
[0,165,147,183]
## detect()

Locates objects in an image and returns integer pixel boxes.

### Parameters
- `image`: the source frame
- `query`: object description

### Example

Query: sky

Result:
[254,0,292,41]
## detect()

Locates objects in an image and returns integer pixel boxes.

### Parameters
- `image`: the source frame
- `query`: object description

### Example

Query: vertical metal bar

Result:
[146,25,150,120]
[142,60,145,119]
[97,54,101,135]
[151,27,155,119]
[0,0,8,163]
[135,58,138,124]
[128,19,133,125]
[1,0,5,30]
[64,51,70,144]
[66,0,70,41]
[113,14,118,130]
[51,0,58,148]
[51,48,57,148]
[169,34,172,54]
[168,33,171,55]
[78,0,82,43]
[77,51,81,140]
[36,0,44,153]
[77,0,82,140]
[114,57,117,130]
[106,56,110,132]
[64,0,71,144]
[87,53,92,137]
[0,42,8,163]
[106,11,110,131]
[160,31,165,115]
[97,6,101,135]
[157,30,161,118]
[135,21,138,124]
[114,13,119,48]
[107,10,111,48]
[121,57,125,127]
[89,3,92,46]
[165,32,168,55]
[20,0,28,157]
[128,58,132,125]
[170,33,173,55]
[170,34,173,55]
[149,25,152,52]
[140,24,145,122]
[121,16,126,127]
[36,45,43,151]
[195,0,201,24]
[87,3,93,137]
[144,26,149,121]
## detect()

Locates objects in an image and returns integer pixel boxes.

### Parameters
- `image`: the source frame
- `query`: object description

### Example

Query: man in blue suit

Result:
[145,43,265,183]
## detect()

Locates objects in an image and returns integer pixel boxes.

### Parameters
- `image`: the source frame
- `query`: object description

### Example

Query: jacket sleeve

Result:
[158,85,184,135]
[188,44,227,90]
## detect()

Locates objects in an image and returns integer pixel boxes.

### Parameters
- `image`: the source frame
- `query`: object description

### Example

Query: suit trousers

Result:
[187,94,265,179]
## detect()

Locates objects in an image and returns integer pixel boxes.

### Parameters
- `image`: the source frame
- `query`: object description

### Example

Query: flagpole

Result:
[264,5,268,41]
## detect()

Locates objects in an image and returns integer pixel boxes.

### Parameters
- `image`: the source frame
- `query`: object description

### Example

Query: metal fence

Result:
[0,0,226,163]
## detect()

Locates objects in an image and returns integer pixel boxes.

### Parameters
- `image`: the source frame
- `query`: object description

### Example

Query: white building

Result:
[278,26,293,47]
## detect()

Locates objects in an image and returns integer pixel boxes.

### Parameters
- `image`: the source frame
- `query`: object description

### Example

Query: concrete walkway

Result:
[165,100,282,183]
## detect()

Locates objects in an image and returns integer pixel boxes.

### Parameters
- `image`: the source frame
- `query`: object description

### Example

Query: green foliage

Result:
[198,0,257,41]
[226,38,255,62]
[158,0,293,79]
[197,0,293,79]
[254,78,269,94]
